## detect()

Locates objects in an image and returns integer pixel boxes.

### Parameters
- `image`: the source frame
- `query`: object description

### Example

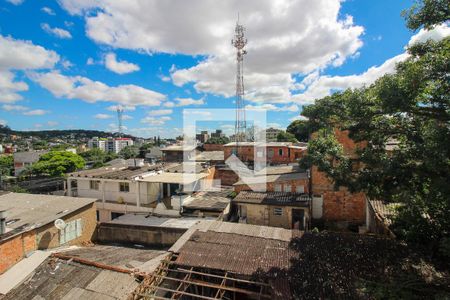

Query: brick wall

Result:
[203,144,224,151]
[215,168,240,186]
[0,230,36,275]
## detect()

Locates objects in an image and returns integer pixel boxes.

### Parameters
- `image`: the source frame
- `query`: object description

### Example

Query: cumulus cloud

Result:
[245,103,299,112]
[163,101,175,108]
[41,23,72,39]
[41,7,55,15]
[107,105,136,111]
[408,24,450,46]
[141,116,171,125]
[174,97,205,106]
[0,119,7,125]
[6,0,23,5]
[2,104,28,111]
[30,72,166,106]
[95,113,113,119]
[23,109,49,116]
[104,52,140,74]
[0,35,59,103]
[58,0,363,103]
[147,109,172,116]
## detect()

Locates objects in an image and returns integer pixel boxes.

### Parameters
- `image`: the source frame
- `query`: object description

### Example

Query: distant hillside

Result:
[0,125,136,140]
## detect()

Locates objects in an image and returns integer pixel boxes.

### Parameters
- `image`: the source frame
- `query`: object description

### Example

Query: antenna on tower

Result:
[231,15,247,154]
[117,105,124,138]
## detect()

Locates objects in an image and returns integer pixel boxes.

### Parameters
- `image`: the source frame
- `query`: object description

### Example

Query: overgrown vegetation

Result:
[31,151,85,177]
[297,0,450,263]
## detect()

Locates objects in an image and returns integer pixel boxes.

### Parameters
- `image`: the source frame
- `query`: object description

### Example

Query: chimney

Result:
[0,210,6,235]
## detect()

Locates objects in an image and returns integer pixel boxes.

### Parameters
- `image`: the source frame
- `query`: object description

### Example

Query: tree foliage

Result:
[276,131,298,143]
[0,155,13,176]
[300,5,450,259]
[205,136,230,144]
[79,148,117,167]
[402,0,450,30]
[32,151,85,177]
[286,120,310,142]
[118,145,139,159]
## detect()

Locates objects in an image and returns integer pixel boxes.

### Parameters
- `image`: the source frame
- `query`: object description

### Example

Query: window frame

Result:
[90,180,100,190]
[273,207,283,216]
[119,182,130,193]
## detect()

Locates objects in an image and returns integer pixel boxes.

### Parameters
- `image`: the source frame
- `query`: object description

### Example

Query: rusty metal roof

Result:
[233,191,310,206]
[175,230,295,275]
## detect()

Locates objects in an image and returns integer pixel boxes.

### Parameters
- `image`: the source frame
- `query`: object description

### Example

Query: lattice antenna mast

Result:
[231,17,247,145]
[117,105,124,138]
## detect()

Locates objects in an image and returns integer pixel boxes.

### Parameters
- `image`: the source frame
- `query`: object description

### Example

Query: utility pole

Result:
[232,16,248,156]
[117,105,124,138]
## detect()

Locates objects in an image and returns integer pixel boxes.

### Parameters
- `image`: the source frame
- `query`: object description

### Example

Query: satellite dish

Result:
[54,219,67,230]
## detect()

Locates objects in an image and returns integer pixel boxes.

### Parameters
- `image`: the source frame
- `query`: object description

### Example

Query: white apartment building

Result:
[67,162,213,222]
[87,137,134,154]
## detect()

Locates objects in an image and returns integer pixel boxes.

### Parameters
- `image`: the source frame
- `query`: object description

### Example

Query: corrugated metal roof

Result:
[234,172,308,185]
[233,191,310,206]
[138,172,209,184]
[69,166,159,180]
[182,190,231,211]
[194,151,224,161]
[175,231,295,275]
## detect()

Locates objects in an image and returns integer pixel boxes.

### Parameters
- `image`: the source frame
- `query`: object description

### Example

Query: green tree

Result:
[118,145,139,159]
[301,3,450,259]
[32,151,85,177]
[205,136,230,144]
[286,119,310,142]
[139,143,154,158]
[402,0,450,30]
[276,131,298,143]
[0,155,13,176]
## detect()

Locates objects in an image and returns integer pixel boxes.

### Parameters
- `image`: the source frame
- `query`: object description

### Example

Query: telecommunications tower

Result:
[232,17,247,145]
[117,105,124,138]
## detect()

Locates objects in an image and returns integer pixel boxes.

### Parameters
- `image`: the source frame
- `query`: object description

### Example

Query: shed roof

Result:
[182,190,231,212]
[194,151,224,161]
[161,145,197,152]
[138,172,209,184]
[0,193,96,242]
[234,172,308,185]
[69,165,159,180]
[233,191,310,206]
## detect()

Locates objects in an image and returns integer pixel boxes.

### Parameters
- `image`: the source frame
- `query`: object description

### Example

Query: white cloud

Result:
[58,0,363,104]
[41,23,72,39]
[30,71,166,106]
[94,113,113,119]
[107,105,135,111]
[289,115,308,122]
[245,103,299,112]
[61,59,74,69]
[2,104,28,111]
[0,119,7,125]
[47,121,58,126]
[147,109,172,116]
[6,0,23,5]
[174,97,205,106]
[86,57,95,65]
[408,24,450,46]
[158,74,171,82]
[104,52,140,74]
[122,114,133,120]
[23,109,49,116]
[163,101,175,108]
[141,116,171,125]
[41,7,55,15]
[0,35,59,102]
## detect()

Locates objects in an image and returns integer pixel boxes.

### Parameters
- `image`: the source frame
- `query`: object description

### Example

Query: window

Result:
[284,184,292,193]
[296,185,305,193]
[60,219,82,245]
[278,148,283,156]
[119,182,130,192]
[268,148,274,158]
[90,180,100,190]
[273,207,283,216]
[274,184,282,192]
[111,212,124,220]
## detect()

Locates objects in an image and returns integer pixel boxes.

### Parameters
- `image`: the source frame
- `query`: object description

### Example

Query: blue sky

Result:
[0,0,447,138]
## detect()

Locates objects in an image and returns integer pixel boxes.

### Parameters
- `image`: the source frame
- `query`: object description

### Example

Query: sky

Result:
[0,0,448,138]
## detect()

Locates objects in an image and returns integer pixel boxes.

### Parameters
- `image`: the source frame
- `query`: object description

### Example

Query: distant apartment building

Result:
[13,150,48,176]
[161,145,197,162]
[210,129,225,138]
[196,131,209,143]
[264,127,283,142]
[87,137,134,154]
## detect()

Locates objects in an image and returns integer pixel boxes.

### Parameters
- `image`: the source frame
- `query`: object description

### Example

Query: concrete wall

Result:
[95,223,186,247]
[238,203,309,229]
[203,144,224,151]
[35,203,97,249]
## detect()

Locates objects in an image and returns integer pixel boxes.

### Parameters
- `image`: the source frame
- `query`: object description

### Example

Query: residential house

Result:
[161,144,197,162]
[0,192,97,274]
[232,191,310,230]
[13,150,48,176]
